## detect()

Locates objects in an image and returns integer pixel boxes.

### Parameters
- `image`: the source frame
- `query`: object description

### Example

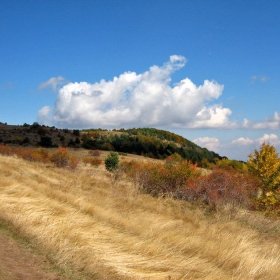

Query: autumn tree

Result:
[247,142,280,214]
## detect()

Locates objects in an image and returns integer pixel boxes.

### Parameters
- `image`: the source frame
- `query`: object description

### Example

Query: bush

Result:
[0,145,13,156]
[0,145,50,163]
[185,168,258,210]
[50,147,71,168]
[88,149,101,157]
[120,157,200,197]
[83,157,102,167]
[32,148,50,163]
[121,158,258,211]
[105,152,119,172]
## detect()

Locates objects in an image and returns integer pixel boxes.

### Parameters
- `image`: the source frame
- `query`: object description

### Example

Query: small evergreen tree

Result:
[105,151,119,172]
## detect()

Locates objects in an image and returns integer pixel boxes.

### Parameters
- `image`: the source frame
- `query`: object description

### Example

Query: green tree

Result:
[39,136,52,147]
[105,151,119,172]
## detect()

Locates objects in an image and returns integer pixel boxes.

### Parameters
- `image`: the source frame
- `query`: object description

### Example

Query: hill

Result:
[1,154,280,279]
[0,122,223,165]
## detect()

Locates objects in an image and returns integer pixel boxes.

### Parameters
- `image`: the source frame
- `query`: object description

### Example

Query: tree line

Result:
[81,128,223,165]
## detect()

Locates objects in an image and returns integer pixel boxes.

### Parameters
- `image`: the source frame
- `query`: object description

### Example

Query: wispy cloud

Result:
[0,81,15,90]
[39,76,67,92]
[242,112,280,130]
[250,75,269,83]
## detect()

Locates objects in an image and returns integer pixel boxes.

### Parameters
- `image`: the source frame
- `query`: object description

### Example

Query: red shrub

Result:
[186,168,258,209]
[0,145,13,156]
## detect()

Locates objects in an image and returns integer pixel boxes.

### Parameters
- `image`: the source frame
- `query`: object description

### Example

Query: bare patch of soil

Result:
[0,229,68,280]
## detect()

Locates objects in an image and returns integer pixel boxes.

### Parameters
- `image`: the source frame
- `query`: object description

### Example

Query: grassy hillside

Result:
[0,122,223,165]
[1,153,280,279]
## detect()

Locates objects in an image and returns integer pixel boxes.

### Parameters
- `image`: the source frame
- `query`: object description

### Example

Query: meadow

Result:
[1,148,280,279]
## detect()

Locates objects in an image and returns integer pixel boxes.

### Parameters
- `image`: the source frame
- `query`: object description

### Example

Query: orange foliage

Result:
[120,158,200,197]
[50,147,71,168]
[0,145,13,156]
[88,149,101,157]
[83,157,102,167]
[0,145,80,169]
[0,145,50,163]
[121,158,258,210]
[186,168,258,209]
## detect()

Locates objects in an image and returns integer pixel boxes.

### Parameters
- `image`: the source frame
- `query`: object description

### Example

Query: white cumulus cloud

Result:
[232,137,254,145]
[38,56,232,129]
[37,106,52,125]
[225,133,280,160]
[256,133,280,146]
[193,137,220,152]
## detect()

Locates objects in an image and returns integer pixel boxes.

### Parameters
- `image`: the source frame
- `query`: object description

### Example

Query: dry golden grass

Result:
[1,153,280,279]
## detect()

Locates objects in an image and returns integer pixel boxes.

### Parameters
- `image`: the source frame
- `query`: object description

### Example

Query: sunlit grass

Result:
[1,154,280,279]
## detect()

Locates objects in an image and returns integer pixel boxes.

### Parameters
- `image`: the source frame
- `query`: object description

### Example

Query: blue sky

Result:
[1,0,280,161]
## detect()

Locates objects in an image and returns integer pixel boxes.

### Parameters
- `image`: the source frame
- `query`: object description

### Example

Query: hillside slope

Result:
[0,122,223,164]
[1,154,280,279]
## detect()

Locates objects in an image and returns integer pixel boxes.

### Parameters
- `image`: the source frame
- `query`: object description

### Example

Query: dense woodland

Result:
[82,127,223,164]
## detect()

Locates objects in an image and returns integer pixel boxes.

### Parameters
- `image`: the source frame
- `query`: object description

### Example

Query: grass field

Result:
[1,153,280,279]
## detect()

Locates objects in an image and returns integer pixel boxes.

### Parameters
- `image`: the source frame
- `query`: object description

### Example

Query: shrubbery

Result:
[185,168,258,209]
[0,145,78,169]
[120,154,258,211]
[50,147,71,168]
[83,157,102,167]
[105,152,119,172]
[88,149,101,157]
[2,142,280,215]
[120,154,201,197]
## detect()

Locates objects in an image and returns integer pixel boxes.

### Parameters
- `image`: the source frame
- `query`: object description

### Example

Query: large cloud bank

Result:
[38,55,233,128]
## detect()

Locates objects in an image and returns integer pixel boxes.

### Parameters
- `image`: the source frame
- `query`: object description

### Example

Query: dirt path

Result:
[0,229,68,280]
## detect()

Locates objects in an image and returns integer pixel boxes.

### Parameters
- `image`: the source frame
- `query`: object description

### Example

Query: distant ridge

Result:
[0,122,224,164]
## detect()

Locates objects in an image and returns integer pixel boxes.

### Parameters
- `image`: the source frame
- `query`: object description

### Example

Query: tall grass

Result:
[1,154,280,279]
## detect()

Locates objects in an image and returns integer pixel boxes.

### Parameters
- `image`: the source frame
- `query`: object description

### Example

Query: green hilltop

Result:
[0,122,224,165]
[82,127,224,164]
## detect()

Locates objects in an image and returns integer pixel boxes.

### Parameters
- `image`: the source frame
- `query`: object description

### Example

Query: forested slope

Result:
[0,122,224,165]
